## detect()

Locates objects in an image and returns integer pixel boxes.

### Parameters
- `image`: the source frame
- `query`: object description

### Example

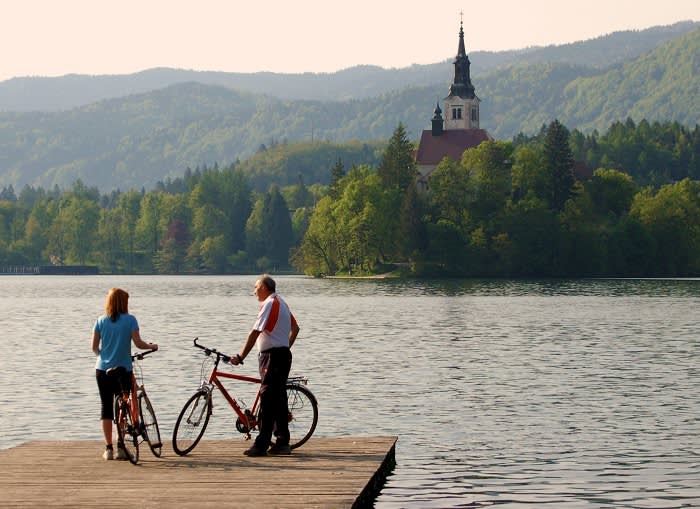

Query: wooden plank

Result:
[0,436,397,509]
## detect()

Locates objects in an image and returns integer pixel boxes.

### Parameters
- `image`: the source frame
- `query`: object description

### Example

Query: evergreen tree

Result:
[543,119,575,211]
[329,158,346,199]
[246,185,294,269]
[377,123,416,191]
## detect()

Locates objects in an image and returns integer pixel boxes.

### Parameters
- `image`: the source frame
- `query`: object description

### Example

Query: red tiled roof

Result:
[415,129,492,165]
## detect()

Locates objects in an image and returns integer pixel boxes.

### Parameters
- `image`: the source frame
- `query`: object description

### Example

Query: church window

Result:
[452,107,462,120]
[471,107,478,122]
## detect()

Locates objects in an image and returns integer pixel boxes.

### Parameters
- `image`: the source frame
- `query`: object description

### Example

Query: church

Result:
[415,20,492,191]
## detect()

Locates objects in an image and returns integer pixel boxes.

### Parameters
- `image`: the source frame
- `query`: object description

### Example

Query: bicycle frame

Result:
[198,342,263,436]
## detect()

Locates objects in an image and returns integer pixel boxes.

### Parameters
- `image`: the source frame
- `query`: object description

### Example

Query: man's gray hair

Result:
[259,274,276,293]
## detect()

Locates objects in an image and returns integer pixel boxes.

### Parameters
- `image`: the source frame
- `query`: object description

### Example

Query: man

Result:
[230,274,300,456]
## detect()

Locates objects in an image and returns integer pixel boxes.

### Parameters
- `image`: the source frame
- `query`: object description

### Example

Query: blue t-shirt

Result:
[94,313,139,371]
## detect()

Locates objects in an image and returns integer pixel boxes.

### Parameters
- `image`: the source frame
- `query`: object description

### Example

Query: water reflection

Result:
[0,275,698,508]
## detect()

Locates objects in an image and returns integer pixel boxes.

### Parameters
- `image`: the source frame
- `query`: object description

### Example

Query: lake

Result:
[1,275,699,508]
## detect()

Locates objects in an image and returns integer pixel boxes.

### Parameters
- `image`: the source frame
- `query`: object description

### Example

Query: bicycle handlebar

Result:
[193,337,237,364]
[131,349,157,361]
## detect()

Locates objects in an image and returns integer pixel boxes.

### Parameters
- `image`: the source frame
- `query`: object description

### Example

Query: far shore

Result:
[324,272,399,279]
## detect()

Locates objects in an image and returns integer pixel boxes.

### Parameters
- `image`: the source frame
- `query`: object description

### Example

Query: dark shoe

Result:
[268,443,291,455]
[243,446,267,457]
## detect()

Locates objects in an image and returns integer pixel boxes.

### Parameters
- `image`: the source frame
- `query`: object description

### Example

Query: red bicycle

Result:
[110,349,162,464]
[172,337,318,456]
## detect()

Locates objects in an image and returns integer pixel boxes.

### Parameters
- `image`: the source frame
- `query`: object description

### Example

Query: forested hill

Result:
[0,24,699,192]
[0,21,696,111]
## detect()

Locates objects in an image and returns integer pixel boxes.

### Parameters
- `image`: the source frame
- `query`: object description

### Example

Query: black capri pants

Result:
[96,368,132,420]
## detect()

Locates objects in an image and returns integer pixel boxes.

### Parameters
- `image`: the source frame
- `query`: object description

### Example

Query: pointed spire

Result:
[447,19,475,99]
[432,101,442,118]
[431,101,444,136]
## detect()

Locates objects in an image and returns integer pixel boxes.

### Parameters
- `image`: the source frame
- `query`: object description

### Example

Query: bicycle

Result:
[109,349,162,464]
[172,337,318,456]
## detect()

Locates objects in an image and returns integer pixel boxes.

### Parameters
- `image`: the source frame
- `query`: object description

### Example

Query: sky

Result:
[1,0,698,82]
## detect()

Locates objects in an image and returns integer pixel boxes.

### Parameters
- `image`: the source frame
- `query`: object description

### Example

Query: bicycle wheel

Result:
[172,390,212,456]
[138,390,162,457]
[116,397,139,464]
[286,384,318,449]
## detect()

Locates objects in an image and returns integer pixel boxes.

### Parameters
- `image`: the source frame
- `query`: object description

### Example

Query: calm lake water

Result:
[1,275,699,508]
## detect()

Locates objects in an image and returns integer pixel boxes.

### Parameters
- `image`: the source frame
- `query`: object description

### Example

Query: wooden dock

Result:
[0,436,396,508]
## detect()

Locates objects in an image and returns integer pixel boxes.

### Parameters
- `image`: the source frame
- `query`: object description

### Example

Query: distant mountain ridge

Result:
[0,21,698,192]
[0,21,696,112]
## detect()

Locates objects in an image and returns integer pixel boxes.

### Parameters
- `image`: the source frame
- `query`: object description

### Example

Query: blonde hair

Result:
[105,288,129,322]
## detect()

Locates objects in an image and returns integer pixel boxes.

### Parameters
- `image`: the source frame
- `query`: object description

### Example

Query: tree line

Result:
[0,118,699,277]
[296,119,700,277]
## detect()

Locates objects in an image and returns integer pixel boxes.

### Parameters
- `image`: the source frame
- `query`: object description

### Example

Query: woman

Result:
[92,288,158,460]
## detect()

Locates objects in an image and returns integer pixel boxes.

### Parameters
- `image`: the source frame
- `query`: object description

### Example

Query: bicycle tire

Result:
[116,397,139,464]
[286,384,318,449]
[172,390,212,456]
[138,390,162,457]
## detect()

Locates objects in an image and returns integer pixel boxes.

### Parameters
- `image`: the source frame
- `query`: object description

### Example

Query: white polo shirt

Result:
[253,293,297,352]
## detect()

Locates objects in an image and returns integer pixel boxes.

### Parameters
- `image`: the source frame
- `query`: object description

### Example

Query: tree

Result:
[115,190,142,272]
[328,158,346,199]
[543,119,576,211]
[295,196,339,276]
[630,179,700,275]
[461,140,514,222]
[377,123,416,192]
[511,145,548,203]
[156,219,190,273]
[399,182,428,260]
[58,196,100,265]
[245,185,294,269]
[200,235,228,273]
[135,192,165,268]
[585,168,637,218]
[428,158,472,232]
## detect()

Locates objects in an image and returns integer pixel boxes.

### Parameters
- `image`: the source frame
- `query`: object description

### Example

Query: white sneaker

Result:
[102,448,114,460]
[115,444,127,460]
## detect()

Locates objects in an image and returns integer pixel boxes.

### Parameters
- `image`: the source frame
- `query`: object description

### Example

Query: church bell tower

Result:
[444,19,480,130]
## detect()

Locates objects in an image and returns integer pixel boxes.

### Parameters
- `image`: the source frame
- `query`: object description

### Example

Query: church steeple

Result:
[443,17,480,130]
[448,20,475,99]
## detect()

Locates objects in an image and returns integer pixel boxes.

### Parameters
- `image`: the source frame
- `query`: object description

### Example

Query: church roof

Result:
[415,129,492,165]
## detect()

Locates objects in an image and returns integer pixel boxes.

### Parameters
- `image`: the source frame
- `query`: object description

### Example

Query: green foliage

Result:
[1,117,700,277]
[630,179,700,275]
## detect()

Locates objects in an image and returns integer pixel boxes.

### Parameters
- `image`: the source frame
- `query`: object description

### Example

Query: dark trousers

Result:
[96,368,132,421]
[255,347,292,449]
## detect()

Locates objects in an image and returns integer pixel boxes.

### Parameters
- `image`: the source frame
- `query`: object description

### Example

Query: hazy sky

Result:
[2,0,698,81]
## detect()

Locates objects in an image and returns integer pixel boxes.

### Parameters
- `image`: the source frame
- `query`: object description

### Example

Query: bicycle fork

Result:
[186,385,213,428]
